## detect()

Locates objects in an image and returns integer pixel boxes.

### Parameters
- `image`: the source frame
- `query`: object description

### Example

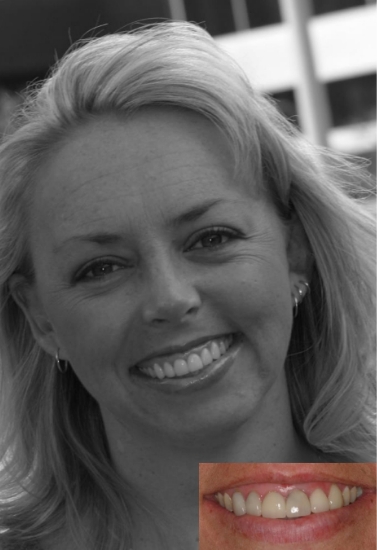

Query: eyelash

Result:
[75,257,126,282]
[75,226,241,282]
[186,226,241,251]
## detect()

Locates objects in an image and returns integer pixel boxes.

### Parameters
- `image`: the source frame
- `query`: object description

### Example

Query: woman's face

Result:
[18,108,307,443]
[199,463,376,549]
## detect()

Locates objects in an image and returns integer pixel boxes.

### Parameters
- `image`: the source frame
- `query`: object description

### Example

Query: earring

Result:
[55,348,68,374]
[292,280,310,318]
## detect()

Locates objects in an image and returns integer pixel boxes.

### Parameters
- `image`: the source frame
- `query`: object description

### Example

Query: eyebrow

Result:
[53,198,225,253]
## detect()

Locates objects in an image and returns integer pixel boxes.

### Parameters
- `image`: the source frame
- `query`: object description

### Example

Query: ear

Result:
[8,274,59,358]
[286,213,313,301]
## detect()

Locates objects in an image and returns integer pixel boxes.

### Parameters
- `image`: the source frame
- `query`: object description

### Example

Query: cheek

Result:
[48,293,130,375]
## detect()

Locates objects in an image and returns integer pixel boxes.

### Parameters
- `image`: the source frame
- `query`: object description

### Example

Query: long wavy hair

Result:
[0,21,375,549]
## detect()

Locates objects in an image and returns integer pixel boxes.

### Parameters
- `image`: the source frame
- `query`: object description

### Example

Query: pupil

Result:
[204,234,221,246]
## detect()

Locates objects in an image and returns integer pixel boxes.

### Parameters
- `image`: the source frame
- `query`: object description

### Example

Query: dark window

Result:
[184,0,235,35]
[327,74,376,126]
[245,0,281,27]
[312,0,367,16]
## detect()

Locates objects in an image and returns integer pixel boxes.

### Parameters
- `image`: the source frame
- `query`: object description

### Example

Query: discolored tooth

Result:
[210,342,221,360]
[350,487,357,503]
[224,493,233,512]
[153,363,165,379]
[262,492,286,519]
[201,348,213,366]
[328,484,343,509]
[216,493,225,507]
[232,492,246,516]
[187,353,203,372]
[310,488,330,514]
[173,359,189,376]
[163,362,175,378]
[356,487,363,498]
[286,489,311,518]
[342,486,350,506]
[245,491,262,516]
[219,341,226,354]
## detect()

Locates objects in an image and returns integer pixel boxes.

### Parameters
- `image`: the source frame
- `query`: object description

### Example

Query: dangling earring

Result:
[292,280,310,318]
[55,348,68,374]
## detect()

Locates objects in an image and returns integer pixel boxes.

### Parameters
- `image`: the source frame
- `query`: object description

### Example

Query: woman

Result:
[199,462,376,549]
[0,21,375,550]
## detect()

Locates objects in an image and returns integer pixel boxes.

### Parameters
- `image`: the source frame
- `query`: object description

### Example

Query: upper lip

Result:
[204,464,376,495]
[132,332,234,367]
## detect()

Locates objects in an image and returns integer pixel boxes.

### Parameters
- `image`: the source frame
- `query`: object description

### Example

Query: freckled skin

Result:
[16,108,318,549]
[199,463,376,550]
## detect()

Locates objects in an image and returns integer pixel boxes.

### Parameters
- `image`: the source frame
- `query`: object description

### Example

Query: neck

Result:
[100,375,318,549]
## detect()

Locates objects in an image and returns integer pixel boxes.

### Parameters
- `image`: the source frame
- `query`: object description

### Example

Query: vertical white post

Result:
[166,0,187,20]
[229,0,251,31]
[278,0,332,145]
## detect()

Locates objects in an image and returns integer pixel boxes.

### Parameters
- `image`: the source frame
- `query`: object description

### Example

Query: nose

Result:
[141,261,202,325]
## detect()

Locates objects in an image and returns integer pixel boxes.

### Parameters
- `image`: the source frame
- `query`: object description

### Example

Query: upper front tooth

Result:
[350,487,357,503]
[210,341,221,360]
[174,359,189,376]
[187,353,203,372]
[232,492,246,516]
[286,489,311,518]
[328,484,343,510]
[310,488,330,513]
[262,492,286,519]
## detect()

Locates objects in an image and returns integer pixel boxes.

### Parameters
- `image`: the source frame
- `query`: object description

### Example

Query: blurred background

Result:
[0,0,376,187]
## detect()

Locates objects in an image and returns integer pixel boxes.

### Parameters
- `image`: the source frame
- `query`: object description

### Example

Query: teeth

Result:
[245,491,262,516]
[163,362,175,378]
[224,493,233,512]
[138,335,233,379]
[310,488,329,513]
[328,484,343,510]
[173,359,189,376]
[210,341,221,360]
[342,486,350,506]
[201,348,213,366]
[216,485,363,518]
[286,489,311,518]
[262,492,286,519]
[232,492,246,516]
[187,353,203,372]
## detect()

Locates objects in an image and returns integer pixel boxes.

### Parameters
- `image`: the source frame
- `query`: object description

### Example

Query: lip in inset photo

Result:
[199,463,376,549]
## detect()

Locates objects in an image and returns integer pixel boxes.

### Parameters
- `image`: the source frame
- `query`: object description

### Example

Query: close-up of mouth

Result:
[201,469,376,546]
[130,332,243,393]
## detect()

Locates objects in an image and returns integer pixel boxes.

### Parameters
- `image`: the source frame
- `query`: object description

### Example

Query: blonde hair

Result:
[0,21,375,549]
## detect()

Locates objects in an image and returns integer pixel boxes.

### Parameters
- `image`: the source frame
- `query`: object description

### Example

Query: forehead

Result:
[30,109,257,239]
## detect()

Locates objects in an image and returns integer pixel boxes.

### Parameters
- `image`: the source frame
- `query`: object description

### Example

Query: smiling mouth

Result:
[213,482,363,519]
[135,334,235,379]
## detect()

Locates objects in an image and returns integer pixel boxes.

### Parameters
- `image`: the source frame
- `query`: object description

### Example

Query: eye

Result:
[76,258,126,282]
[188,227,240,250]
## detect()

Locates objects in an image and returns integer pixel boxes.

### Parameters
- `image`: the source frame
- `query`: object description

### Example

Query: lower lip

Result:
[202,492,374,545]
[130,335,243,394]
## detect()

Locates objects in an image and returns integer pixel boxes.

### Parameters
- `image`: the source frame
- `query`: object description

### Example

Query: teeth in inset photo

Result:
[310,488,329,513]
[215,484,363,519]
[245,491,262,516]
[224,493,233,512]
[262,492,286,519]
